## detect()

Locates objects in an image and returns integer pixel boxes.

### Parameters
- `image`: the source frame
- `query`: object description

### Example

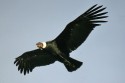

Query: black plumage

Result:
[14,49,56,75]
[14,4,108,75]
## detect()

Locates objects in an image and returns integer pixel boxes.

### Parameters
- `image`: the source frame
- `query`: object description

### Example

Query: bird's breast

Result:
[45,41,61,55]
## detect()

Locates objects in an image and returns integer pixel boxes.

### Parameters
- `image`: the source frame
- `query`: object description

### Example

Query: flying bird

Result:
[14,4,108,75]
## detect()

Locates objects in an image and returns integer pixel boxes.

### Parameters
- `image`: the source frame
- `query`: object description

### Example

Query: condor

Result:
[14,4,108,75]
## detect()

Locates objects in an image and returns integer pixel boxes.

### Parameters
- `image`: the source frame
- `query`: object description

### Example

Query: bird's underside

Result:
[14,4,108,75]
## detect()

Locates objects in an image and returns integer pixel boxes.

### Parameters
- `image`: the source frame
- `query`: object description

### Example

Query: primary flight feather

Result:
[14,4,108,75]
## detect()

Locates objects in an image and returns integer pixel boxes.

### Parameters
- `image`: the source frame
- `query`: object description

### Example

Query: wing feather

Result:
[55,4,108,53]
[14,49,56,75]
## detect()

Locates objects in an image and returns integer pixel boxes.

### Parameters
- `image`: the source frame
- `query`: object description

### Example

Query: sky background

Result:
[0,0,125,83]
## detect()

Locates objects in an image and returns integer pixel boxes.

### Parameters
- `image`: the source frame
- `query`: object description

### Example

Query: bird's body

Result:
[14,4,108,75]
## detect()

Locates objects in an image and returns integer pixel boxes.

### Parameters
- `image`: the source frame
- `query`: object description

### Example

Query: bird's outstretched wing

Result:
[14,49,56,75]
[55,4,108,53]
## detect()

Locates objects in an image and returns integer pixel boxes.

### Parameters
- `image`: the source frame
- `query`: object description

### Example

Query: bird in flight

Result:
[14,4,108,75]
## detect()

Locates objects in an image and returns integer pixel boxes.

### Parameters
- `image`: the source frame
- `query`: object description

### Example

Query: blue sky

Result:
[0,0,125,83]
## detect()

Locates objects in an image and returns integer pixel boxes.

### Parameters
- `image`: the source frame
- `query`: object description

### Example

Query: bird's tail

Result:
[64,57,83,72]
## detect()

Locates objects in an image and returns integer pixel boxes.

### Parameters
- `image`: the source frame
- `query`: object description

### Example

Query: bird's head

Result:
[36,42,47,49]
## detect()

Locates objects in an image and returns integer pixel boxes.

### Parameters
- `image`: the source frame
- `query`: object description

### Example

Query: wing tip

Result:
[84,4,107,15]
[84,4,108,25]
[14,56,33,75]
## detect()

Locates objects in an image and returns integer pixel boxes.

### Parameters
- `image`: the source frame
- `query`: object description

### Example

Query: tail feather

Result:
[64,57,83,72]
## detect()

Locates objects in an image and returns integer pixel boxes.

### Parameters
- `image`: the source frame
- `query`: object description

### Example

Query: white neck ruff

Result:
[42,42,47,48]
